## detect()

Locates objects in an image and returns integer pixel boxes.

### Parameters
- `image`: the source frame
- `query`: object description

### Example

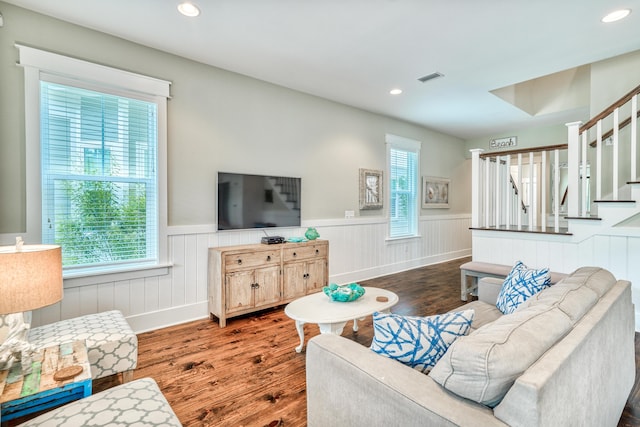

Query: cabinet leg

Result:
[294,320,305,353]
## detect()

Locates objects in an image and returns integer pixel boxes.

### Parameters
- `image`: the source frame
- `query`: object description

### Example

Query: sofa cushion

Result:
[454,300,502,332]
[429,304,572,407]
[496,261,551,314]
[370,310,474,373]
[516,266,616,324]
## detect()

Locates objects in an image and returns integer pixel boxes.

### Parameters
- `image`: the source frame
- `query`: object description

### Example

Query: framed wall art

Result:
[422,176,449,208]
[359,168,383,210]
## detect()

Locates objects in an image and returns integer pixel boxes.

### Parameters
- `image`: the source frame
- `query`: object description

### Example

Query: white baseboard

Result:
[330,249,471,285]
[125,301,209,334]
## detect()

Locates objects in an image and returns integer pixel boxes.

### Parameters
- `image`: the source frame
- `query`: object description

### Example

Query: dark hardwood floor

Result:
[86,256,639,427]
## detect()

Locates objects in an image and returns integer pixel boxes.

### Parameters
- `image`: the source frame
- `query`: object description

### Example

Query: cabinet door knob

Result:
[315,249,319,255]
[254,283,260,289]
[237,259,242,265]
[266,255,271,261]
[293,252,297,257]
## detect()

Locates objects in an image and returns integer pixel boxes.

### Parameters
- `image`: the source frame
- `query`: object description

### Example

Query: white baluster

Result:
[529,151,534,228]
[632,95,638,181]
[495,156,500,228]
[517,153,523,230]
[613,108,619,200]
[485,156,490,227]
[554,149,560,232]
[597,120,602,201]
[581,131,588,216]
[506,155,511,227]
[541,150,547,231]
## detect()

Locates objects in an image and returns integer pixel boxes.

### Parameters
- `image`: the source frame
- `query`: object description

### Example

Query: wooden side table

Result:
[0,340,92,422]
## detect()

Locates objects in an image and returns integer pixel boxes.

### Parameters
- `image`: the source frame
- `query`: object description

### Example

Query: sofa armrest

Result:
[306,334,504,427]
[478,277,503,305]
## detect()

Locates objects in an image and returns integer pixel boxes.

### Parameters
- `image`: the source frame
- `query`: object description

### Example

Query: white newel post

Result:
[470,149,484,228]
[566,121,582,217]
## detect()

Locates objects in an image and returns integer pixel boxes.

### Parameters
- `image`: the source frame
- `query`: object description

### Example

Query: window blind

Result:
[389,147,418,237]
[40,81,158,270]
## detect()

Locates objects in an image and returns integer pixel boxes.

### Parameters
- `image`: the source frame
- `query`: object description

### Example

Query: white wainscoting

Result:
[30,214,472,333]
[472,229,640,330]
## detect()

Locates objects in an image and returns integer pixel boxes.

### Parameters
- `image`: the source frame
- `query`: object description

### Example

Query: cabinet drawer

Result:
[224,250,280,272]
[283,244,327,262]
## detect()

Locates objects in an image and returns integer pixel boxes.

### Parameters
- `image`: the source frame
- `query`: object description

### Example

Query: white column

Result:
[566,121,582,217]
[596,120,602,201]
[470,149,484,228]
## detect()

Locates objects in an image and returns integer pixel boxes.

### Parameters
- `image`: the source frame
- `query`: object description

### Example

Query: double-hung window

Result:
[18,45,170,276]
[387,134,421,238]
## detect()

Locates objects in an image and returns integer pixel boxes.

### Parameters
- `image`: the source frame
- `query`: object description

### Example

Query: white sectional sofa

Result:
[306,267,635,427]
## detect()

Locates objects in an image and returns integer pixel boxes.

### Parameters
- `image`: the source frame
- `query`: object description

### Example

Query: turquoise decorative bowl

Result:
[323,283,365,302]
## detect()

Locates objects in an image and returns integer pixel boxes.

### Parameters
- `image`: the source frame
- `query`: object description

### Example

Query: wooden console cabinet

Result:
[208,240,328,327]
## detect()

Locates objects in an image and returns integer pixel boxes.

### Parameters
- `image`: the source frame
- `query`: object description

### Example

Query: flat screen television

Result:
[217,172,301,231]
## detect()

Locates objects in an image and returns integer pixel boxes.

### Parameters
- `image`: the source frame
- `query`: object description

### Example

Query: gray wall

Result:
[0,2,470,236]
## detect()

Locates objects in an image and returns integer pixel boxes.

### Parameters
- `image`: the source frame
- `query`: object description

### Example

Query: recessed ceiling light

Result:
[601,9,631,23]
[389,89,403,95]
[178,2,200,17]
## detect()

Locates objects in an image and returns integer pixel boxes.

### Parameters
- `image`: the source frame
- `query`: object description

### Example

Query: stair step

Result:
[470,225,572,236]
[565,216,602,220]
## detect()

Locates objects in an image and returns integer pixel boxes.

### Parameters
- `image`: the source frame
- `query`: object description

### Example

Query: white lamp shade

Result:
[0,244,63,314]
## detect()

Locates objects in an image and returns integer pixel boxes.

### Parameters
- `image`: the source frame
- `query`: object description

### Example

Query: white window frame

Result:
[386,134,421,240]
[17,44,171,282]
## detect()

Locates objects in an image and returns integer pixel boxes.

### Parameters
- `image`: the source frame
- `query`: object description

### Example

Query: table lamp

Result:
[0,238,63,374]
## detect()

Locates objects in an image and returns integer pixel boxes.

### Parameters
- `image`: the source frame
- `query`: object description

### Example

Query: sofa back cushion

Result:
[429,304,572,407]
[516,267,616,324]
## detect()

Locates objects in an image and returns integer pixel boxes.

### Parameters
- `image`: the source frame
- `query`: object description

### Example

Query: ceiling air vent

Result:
[418,72,444,83]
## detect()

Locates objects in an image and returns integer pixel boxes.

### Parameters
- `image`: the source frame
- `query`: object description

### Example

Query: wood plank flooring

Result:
[87,257,640,426]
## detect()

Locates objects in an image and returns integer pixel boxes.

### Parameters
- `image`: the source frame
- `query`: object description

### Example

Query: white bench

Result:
[459,261,568,301]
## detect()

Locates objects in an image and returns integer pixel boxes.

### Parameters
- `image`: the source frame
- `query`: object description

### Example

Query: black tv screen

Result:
[217,172,301,230]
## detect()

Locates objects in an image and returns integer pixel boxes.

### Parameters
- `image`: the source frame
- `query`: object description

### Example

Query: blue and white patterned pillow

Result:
[370,310,474,373]
[495,261,551,314]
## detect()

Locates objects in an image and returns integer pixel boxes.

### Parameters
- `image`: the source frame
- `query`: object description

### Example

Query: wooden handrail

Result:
[589,110,640,147]
[580,83,640,132]
[479,143,567,159]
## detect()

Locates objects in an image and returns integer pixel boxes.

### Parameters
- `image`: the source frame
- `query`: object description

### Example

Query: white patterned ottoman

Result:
[17,378,181,426]
[28,310,137,381]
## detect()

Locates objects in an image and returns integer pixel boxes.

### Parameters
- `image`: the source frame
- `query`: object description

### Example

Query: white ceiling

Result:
[5,0,640,140]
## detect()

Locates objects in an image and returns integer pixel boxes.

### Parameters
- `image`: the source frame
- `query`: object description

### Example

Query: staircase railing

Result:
[471,144,568,232]
[566,83,640,217]
[472,83,640,233]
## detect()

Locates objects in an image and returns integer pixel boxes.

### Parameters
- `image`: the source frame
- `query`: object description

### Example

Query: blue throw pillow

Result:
[496,261,551,314]
[370,310,474,373]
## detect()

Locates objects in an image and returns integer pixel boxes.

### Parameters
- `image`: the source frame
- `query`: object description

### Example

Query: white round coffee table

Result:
[284,287,398,353]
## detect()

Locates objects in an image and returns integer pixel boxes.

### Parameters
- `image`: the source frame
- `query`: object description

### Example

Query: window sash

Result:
[387,135,421,238]
[40,80,159,270]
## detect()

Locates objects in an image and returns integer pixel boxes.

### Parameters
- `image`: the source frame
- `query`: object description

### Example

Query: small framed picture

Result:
[359,168,383,210]
[422,176,449,208]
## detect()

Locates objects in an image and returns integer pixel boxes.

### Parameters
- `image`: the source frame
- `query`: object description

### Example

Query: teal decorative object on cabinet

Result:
[305,227,320,240]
